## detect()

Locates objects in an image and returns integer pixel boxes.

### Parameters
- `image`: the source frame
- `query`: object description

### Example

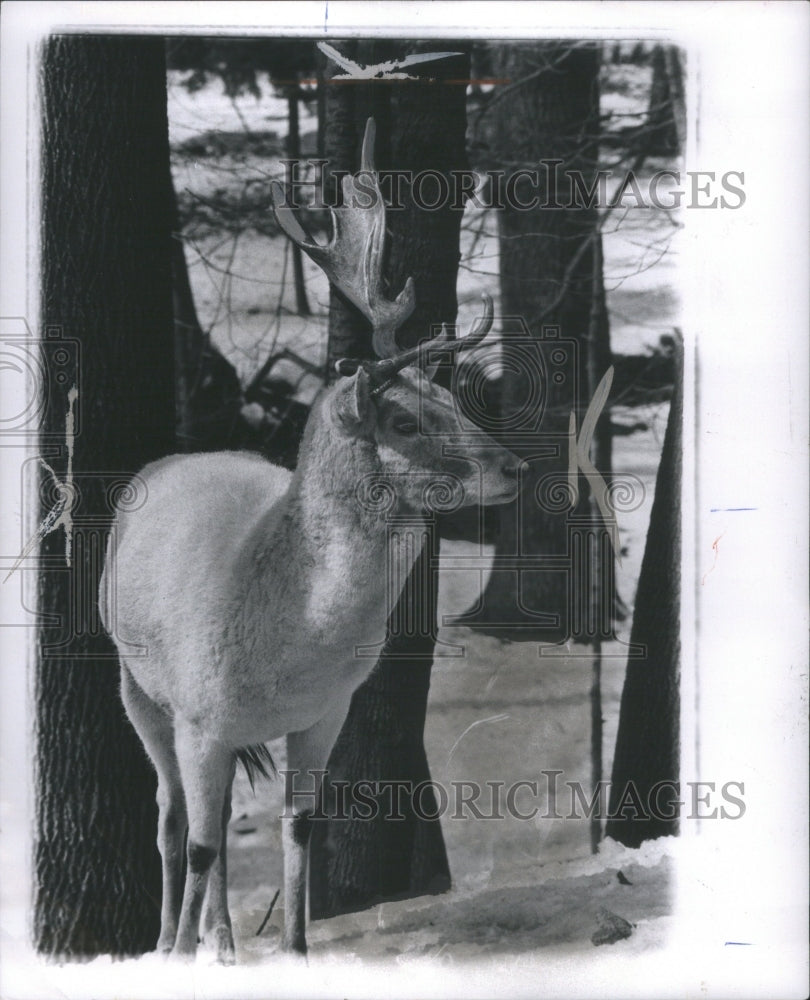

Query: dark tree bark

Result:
[606,341,682,846]
[315,52,327,159]
[286,84,311,317]
[37,34,175,956]
[309,41,470,918]
[664,47,686,157]
[476,42,613,643]
[646,45,686,158]
[170,178,205,449]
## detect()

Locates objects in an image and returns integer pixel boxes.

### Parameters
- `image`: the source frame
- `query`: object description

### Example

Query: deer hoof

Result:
[170,935,199,962]
[156,926,180,956]
[206,924,236,965]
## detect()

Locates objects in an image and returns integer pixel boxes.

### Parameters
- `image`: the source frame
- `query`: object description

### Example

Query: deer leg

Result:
[120,666,187,954]
[172,722,235,959]
[283,699,351,956]
[201,763,236,964]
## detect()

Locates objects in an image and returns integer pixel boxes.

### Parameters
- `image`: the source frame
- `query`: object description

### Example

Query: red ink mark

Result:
[701,531,725,586]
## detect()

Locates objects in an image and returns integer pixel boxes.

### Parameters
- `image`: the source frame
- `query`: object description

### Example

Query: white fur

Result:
[100,365,519,961]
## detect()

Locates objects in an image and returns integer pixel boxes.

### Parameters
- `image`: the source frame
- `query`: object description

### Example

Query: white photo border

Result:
[1,3,807,998]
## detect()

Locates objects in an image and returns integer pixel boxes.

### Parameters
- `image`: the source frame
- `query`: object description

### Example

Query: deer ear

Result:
[331,367,374,432]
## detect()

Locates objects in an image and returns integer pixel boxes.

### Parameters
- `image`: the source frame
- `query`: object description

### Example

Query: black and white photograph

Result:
[0,3,807,998]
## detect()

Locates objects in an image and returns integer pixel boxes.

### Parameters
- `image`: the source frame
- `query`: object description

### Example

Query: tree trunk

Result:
[309,41,470,918]
[664,47,687,156]
[37,34,175,956]
[477,42,612,643]
[606,341,682,845]
[646,45,683,157]
[286,85,310,317]
[170,178,205,450]
[315,54,327,159]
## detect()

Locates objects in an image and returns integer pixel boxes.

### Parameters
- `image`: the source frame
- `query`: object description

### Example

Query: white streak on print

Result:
[446,713,510,767]
[3,385,77,581]
[318,42,463,82]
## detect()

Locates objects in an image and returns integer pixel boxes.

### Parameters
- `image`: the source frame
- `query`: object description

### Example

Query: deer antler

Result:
[273,118,495,391]
[333,293,495,393]
[371,293,494,380]
[271,118,415,359]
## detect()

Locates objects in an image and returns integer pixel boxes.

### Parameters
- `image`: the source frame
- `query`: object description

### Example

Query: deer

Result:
[99,119,521,964]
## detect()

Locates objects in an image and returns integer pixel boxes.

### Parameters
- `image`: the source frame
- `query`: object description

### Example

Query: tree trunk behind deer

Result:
[286,83,311,317]
[36,34,174,956]
[476,42,613,642]
[170,177,204,450]
[646,45,686,158]
[308,41,470,918]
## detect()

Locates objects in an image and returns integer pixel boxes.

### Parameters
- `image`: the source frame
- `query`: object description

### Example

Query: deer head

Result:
[271,118,519,511]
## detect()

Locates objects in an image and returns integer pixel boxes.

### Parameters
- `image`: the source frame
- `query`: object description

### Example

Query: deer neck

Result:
[232,399,429,671]
[246,398,409,592]
[290,412,388,543]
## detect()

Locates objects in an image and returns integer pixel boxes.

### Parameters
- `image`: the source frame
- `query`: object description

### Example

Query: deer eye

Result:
[392,418,418,435]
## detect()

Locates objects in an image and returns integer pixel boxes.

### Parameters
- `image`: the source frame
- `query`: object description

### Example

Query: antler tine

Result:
[373,293,495,379]
[271,118,416,361]
[458,293,494,353]
[360,114,375,173]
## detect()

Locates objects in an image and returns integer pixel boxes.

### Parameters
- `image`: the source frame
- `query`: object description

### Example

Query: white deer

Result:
[99,119,520,963]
